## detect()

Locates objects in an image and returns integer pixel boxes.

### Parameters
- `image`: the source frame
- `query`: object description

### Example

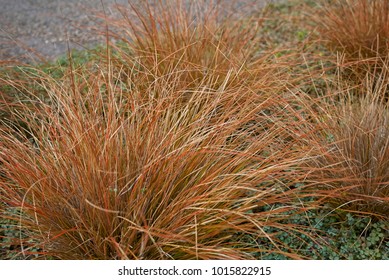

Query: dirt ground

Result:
[0,0,275,63]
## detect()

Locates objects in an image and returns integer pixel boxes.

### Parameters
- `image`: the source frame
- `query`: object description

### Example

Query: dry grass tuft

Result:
[303,70,389,219]
[314,0,389,62]
[104,0,284,92]
[0,64,310,259]
[0,1,314,259]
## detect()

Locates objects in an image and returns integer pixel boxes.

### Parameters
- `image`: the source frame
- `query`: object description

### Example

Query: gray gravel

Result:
[0,0,276,63]
[0,0,130,63]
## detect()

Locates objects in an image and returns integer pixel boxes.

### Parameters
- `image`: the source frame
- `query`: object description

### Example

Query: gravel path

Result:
[0,0,274,63]
[0,0,129,63]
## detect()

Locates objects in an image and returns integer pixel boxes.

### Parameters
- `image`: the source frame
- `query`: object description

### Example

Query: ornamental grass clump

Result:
[314,0,389,62]
[0,1,314,259]
[0,60,311,259]
[106,0,281,92]
[305,72,389,220]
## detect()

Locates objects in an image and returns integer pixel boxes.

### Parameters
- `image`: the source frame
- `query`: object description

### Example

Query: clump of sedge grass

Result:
[304,70,389,220]
[314,0,389,62]
[0,60,312,259]
[0,1,315,259]
[106,0,282,91]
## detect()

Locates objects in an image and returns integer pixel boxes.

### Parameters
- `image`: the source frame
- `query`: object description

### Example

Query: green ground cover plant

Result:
[1,0,388,259]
